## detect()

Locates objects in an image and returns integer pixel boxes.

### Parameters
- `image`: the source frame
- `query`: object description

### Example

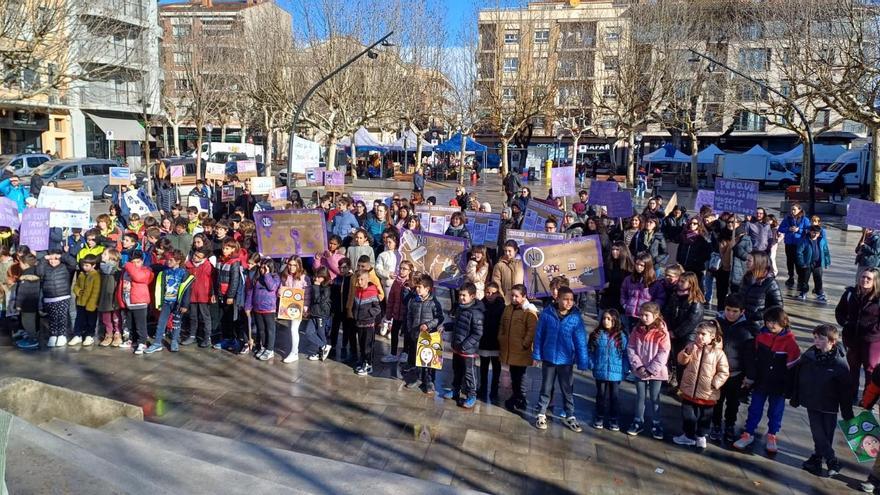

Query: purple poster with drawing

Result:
[253,209,327,258]
[605,191,634,218]
[521,235,605,298]
[587,180,619,205]
[20,208,50,251]
[551,166,576,197]
[847,199,880,230]
[0,197,19,229]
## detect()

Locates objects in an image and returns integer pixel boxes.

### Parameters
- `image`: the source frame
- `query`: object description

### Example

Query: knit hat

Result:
[481,202,492,212]
[502,207,512,216]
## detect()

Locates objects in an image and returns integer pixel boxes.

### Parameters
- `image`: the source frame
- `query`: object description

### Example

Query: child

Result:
[478,282,506,401]
[620,253,656,334]
[312,234,345,281]
[330,257,354,361]
[352,269,382,376]
[215,239,243,352]
[38,249,78,347]
[186,206,201,234]
[673,320,730,450]
[146,249,194,353]
[441,282,485,408]
[67,229,86,260]
[795,225,831,302]
[499,284,538,411]
[117,250,155,354]
[711,294,755,443]
[304,267,332,361]
[381,260,413,365]
[533,286,589,431]
[77,229,105,262]
[280,254,311,363]
[345,255,384,316]
[184,248,215,350]
[169,218,193,258]
[589,309,628,431]
[791,324,853,477]
[70,254,100,346]
[626,301,671,439]
[119,232,142,266]
[860,367,880,491]
[734,307,801,454]
[346,228,375,268]
[97,249,122,347]
[13,253,40,350]
[126,213,144,241]
[404,274,444,394]
[244,257,280,361]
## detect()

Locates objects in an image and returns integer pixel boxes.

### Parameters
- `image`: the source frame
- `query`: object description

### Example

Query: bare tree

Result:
[443,15,482,183]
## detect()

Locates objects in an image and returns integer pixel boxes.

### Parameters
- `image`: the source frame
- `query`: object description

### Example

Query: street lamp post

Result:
[285,31,394,191]
[688,49,817,215]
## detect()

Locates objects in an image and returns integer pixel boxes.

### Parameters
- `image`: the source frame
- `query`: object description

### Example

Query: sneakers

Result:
[259,350,274,361]
[564,416,583,433]
[797,292,807,301]
[826,457,841,476]
[786,278,795,289]
[111,333,122,347]
[802,454,823,475]
[356,364,372,376]
[695,436,707,450]
[535,414,548,430]
[592,417,604,430]
[399,352,408,363]
[133,343,147,355]
[282,352,298,363]
[405,380,421,389]
[765,433,778,454]
[238,343,251,355]
[422,382,435,395]
[180,336,196,346]
[462,396,477,409]
[673,434,696,446]
[651,422,664,440]
[816,293,828,303]
[198,340,211,348]
[608,420,620,432]
[56,335,67,347]
[861,478,877,493]
[307,354,320,361]
[441,389,458,400]
[626,421,643,436]
[170,341,179,352]
[709,425,722,441]
[723,425,737,443]
[47,336,57,348]
[733,432,754,450]
[212,341,224,350]
[99,334,113,347]
[82,336,94,346]
[145,342,163,354]
[11,329,25,340]
[67,336,81,346]
[380,354,399,363]
[118,339,132,349]
[15,338,39,350]
[320,345,331,361]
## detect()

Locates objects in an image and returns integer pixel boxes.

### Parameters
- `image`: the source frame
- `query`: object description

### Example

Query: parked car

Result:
[29,158,119,199]
[0,153,52,177]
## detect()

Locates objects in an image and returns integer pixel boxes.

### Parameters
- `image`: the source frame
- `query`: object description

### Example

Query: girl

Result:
[589,309,628,431]
[620,253,655,333]
[375,230,401,296]
[734,307,800,455]
[245,257,280,361]
[499,284,538,412]
[478,282,506,401]
[492,240,525,304]
[624,215,642,250]
[778,202,810,290]
[304,267,332,361]
[395,206,411,231]
[96,213,122,251]
[466,245,490,300]
[630,216,668,273]
[445,212,471,242]
[626,302,670,440]
[738,251,783,326]
[312,234,345,281]
[97,248,122,347]
[663,271,706,385]
[673,320,730,450]
[381,260,414,365]
[346,228,375,268]
[352,270,382,376]
[160,216,173,236]
[516,186,531,214]
[601,241,633,312]
[717,215,753,309]
[190,233,216,265]
[280,255,311,363]
[215,239,244,353]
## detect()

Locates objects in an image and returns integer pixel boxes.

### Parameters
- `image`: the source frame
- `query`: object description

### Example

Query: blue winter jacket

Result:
[532,305,590,370]
[329,210,359,240]
[589,330,630,382]
[795,234,831,268]
[0,178,27,212]
[778,215,811,245]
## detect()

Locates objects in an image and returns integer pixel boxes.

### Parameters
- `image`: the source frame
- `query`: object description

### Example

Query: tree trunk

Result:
[459,131,467,185]
[799,134,812,192]
[325,134,338,172]
[240,125,247,144]
[500,138,510,178]
[172,124,180,156]
[626,132,636,188]
[143,133,152,198]
[221,124,227,143]
[348,135,357,177]
[689,134,699,191]
[195,128,203,181]
[265,130,274,177]
[161,125,169,157]
[571,134,580,172]
[872,126,880,202]
[416,139,424,172]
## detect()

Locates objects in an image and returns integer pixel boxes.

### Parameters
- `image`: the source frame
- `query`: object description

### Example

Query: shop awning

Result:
[85,113,154,142]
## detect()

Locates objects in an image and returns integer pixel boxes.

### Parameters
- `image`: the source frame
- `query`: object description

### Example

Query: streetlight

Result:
[285,31,394,191]
[688,49,817,215]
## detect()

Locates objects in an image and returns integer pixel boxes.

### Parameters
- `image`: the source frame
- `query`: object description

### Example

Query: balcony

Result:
[79,84,144,111]
[81,0,151,28]
[78,39,147,71]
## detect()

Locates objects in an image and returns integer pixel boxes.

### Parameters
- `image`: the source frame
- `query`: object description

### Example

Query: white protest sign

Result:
[290,136,321,174]
[36,187,91,229]
[124,189,154,216]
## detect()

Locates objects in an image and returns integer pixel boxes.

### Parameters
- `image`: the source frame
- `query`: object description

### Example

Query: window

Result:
[738,48,770,71]
[502,87,516,100]
[29,156,49,167]
[738,81,768,101]
[533,87,546,100]
[533,57,548,73]
[172,24,191,38]
[734,111,767,131]
[558,59,576,78]
[503,58,519,73]
[174,78,191,90]
[173,51,191,65]
[531,116,546,129]
[82,164,108,176]
[9,158,22,169]
[674,81,690,100]
[54,119,63,132]
[58,167,78,180]
[504,31,519,44]
[602,84,617,98]
[742,23,764,40]
[813,110,830,127]
[780,80,792,98]
[534,29,550,43]
[843,120,867,134]
[559,22,595,49]
[605,26,620,42]
[604,56,618,71]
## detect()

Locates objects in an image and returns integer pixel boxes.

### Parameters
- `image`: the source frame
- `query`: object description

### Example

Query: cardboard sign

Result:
[505,229,567,248]
[398,230,467,284]
[695,189,716,214]
[236,160,258,179]
[169,165,184,184]
[664,192,678,217]
[416,329,443,369]
[605,191,634,218]
[352,190,391,207]
[221,185,235,203]
[20,208,50,251]
[269,186,288,201]
[123,189,156,216]
[290,136,321,174]
[465,211,502,247]
[109,167,131,186]
[205,163,226,180]
[839,410,880,463]
[587,180,619,205]
[521,235,605,298]
[414,205,459,235]
[305,167,325,186]
[714,178,758,216]
[324,171,344,193]
[37,187,92,229]
[551,166,576,197]
[847,199,880,230]
[253,209,328,258]
[0,197,19,229]
[250,176,274,196]
[521,200,563,232]
[277,287,304,321]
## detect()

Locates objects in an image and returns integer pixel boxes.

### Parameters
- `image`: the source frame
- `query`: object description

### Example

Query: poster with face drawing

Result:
[277,287,304,321]
[398,230,467,284]
[521,235,605,298]
[416,329,443,369]
[839,410,880,462]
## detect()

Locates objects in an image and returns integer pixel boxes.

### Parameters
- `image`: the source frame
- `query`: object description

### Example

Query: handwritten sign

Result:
[290,136,320,174]
[695,189,716,214]
[236,160,258,179]
[249,176,274,196]
[278,287,304,321]
[0,198,19,229]
[324,171,344,193]
[605,191,634,218]
[714,178,758,216]
[521,235,605,298]
[20,208,50,251]
[205,163,226,180]
[551,166,576,197]
[505,229,567,248]
[587,180,619,205]
[254,209,327,258]
[36,187,91,229]
[305,167,325,186]
[847,199,880,230]
[123,189,155,216]
[521,200,563,232]
[109,167,131,186]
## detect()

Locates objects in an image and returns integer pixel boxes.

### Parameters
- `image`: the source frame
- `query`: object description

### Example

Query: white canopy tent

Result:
[642,146,691,163]
[337,127,388,151]
[386,130,433,152]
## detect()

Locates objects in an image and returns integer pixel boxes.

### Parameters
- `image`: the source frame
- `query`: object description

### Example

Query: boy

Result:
[791,324,852,477]
[404,274,444,394]
[142,227,161,259]
[119,232,143,266]
[185,248,214,347]
[352,270,382,375]
[13,254,40,350]
[147,249,194,354]
[213,220,232,259]
[119,250,155,354]
[168,218,193,258]
[533,286,590,432]
[66,228,86,260]
[795,225,831,302]
[441,282,484,408]
[70,254,101,346]
[126,213,144,240]
[710,294,756,443]
[38,248,78,347]
[77,229,105,262]
[186,206,201,234]
[330,257,354,361]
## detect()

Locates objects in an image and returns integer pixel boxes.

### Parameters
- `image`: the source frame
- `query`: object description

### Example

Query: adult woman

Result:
[676,217,711,289]
[364,203,392,252]
[585,217,611,262]
[279,255,312,363]
[835,267,880,402]
[492,240,525,304]
[499,284,538,412]
[727,216,753,300]
[445,212,471,243]
[620,253,656,333]
[662,206,688,247]
[466,245,491,300]
[778,203,810,289]
[562,212,584,237]
[516,187,532,214]
[629,216,668,273]
[737,251,783,325]
[641,197,665,221]
[352,200,368,226]
[662,271,705,384]
[601,241,634,312]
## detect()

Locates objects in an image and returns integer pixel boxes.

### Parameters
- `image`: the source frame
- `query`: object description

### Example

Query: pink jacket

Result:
[627,319,671,381]
[620,275,652,317]
[312,251,345,281]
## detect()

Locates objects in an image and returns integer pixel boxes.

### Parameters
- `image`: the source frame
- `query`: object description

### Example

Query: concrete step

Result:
[42,419,305,495]
[5,413,165,494]
[99,417,477,495]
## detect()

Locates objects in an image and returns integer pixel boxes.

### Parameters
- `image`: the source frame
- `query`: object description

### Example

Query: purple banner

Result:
[551,166,576,197]
[587,180,619,205]
[521,235,605,298]
[0,197,20,229]
[20,208,50,251]
[605,191,634,218]
[714,178,759,216]
[254,209,328,258]
[847,199,880,230]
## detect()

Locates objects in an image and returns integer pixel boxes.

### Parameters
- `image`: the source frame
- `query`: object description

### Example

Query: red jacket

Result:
[185,258,214,304]
[116,262,154,308]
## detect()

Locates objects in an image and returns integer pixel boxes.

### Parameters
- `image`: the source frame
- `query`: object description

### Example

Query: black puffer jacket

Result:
[676,234,712,273]
[738,274,783,324]
[790,345,853,417]
[600,263,627,312]
[835,287,880,345]
[406,293,444,337]
[36,253,77,299]
[662,292,704,343]
[308,284,332,319]
[479,296,505,352]
[662,214,688,242]
[716,314,756,374]
[14,267,40,312]
[449,300,485,356]
[629,230,668,267]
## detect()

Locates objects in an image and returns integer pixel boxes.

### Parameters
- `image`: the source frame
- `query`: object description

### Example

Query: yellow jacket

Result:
[77,244,105,262]
[73,269,101,312]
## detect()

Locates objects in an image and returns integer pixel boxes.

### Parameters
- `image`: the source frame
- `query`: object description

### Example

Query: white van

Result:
[719,153,798,189]
[815,146,871,192]
[190,142,263,162]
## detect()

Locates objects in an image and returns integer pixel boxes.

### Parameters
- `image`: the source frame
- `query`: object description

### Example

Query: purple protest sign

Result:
[551,166,576,197]
[714,178,758,216]
[253,209,327,258]
[0,197,20,229]
[521,235,605,298]
[20,208,50,251]
[324,171,344,192]
[847,199,880,230]
[694,190,716,214]
[605,191,634,218]
[587,180,619,205]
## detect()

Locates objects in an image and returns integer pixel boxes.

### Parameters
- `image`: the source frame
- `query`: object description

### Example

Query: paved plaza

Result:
[0,174,869,494]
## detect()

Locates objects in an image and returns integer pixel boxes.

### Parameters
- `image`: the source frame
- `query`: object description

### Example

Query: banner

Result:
[847,199,880,230]
[398,230,467,284]
[414,205,459,235]
[109,167,130,186]
[605,191,634,218]
[187,196,209,213]
[205,163,226,180]
[169,165,185,184]
[465,211,502,247]
[250,177,274,196]
[714,178,758,216]
[324,171,344,192]
[505,229,567,248]
[839,410,880,463]
[278,287,305,321]
[236,160,258,179]
[695,189,716,214]
[0,198,18,229]
[587,180,619,205]
[521,200,563,232]
[36,187,91,229]
[290,136,321,174]
[551,166,576,197]
[123,189,156,216]
[521,235,605,298]
[352,190,391,207]
[254,209,328,258]
[416,330,443,369]
[221,185,235,203]
[20,208,50,251]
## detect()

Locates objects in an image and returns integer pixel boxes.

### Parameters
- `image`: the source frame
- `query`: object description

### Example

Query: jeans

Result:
[253,312,277,352]
[451,354,477,398]
[634,379,663,423]
[744,390,786,435]
[682,400,714,439]
[303,316,331,355]
[479,356,501,397]
[188,302,212,343]
[357,323,375,366]
[595,380,620,420]
[127,307,149,345]
[702,271,715,306]
[807,409,839,461]
[156,301,183,344]
[536,362,574,417]
[797,265,824,295]
[712,373,745,427]
[509,365,528,404]
[73,306,97,338]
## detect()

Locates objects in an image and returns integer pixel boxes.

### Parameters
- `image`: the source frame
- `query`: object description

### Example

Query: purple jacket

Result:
[245,273,281,313]
[621,275,651,318]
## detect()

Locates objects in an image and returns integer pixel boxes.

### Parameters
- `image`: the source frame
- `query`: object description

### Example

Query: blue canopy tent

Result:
[435,132,488,153]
